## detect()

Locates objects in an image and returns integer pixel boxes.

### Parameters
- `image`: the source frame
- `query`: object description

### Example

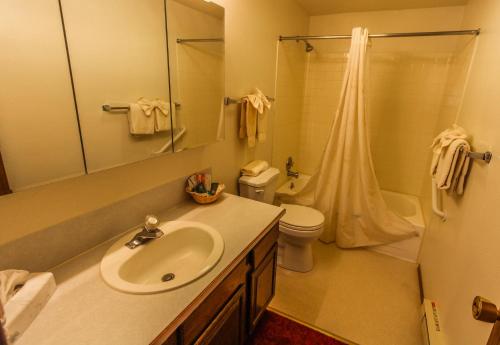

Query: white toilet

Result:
[239,167,324,272]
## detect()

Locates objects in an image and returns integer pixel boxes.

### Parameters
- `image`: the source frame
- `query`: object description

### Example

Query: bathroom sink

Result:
[101,221,224,294]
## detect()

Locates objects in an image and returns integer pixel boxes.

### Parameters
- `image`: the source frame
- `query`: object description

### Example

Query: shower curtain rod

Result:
[279,29,480,41]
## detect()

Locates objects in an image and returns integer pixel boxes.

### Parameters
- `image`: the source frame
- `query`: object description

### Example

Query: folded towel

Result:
[241,160,269,176]
[430,124,467,175]
[239,89,272,146]
[0,270,29,306]
[137,98,170,133]
[128,103,155,135]
[431,125,471,195]
[3,272,56,345]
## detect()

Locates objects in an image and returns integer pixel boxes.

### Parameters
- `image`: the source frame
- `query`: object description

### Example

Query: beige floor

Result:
[270,241,423,345]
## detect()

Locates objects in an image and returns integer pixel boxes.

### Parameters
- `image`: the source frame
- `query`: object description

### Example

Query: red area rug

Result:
[250,310,348,345]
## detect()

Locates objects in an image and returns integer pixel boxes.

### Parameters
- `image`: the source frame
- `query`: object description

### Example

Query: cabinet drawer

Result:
[249,244,278,333]
[250,224,279,269]
[182,259,249,345]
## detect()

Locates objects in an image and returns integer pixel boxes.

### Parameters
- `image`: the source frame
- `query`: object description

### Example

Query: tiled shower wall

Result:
[272,42,307,186]
[273,6,468,198]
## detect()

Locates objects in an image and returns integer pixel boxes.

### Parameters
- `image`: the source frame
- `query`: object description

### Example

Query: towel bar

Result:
[102,103,181,112]
[102,104,130,112]
[224,96,275,106]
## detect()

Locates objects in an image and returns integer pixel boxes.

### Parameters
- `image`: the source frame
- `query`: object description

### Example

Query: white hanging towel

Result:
[431,124,471,195]
[247,88,271,143]
[128,102,155,135]
[137,98,170,132]
[239,89,271,147]
[153,100,170,132]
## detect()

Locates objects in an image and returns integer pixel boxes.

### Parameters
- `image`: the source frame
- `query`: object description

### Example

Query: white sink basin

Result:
[101,221,224,294]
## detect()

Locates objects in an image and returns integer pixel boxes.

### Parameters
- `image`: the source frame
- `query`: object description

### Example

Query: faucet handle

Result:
[144,215,159,232]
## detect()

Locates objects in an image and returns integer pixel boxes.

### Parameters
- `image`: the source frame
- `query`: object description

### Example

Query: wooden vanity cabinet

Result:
[156,224,279,345]
[248,244,277,333]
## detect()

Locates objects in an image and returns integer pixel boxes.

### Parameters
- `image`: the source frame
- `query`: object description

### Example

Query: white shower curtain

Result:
[295,28,417,247]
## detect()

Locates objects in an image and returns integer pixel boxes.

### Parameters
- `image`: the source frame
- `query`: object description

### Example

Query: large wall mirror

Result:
[0,0,225,195]
[166,0,225,151]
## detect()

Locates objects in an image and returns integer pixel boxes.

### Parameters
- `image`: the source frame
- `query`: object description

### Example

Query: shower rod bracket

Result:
[467,151,493,164]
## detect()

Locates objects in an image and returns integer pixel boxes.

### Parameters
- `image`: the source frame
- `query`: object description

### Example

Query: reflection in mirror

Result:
[166,0,225,151]
[0,0,86,193]
[60,0,174,173]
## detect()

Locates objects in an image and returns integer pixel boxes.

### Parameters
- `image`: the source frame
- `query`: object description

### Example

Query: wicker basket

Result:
[186,184,225,204]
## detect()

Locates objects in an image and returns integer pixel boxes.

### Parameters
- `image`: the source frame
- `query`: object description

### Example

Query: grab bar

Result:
[431,178,446,221]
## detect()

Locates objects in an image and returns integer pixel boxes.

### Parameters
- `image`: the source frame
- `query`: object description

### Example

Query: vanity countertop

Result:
[17,194,284,345]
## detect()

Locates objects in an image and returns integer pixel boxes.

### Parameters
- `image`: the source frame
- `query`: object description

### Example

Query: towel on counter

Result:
[241,160,269,176]
[239,89,271,147]
[0,270,29,306]
[431,125,471,195]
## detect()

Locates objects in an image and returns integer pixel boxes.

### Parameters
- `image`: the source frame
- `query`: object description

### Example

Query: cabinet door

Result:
[193,285,246,345]
[249,244,277,333]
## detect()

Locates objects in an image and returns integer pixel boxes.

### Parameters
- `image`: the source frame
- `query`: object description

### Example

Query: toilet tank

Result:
[239,167,280,204]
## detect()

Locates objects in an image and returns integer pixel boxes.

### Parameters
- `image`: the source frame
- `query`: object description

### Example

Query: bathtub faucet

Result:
[286,157,300,178]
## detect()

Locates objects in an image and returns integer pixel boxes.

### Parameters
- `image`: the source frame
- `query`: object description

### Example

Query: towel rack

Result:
[102,102,181,112]
[102,104,130,112]
[176,38,224,44]
[224,96,275,106]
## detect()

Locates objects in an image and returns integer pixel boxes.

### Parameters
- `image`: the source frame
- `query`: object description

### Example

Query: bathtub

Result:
[276,175,425,263]
[370,190,426,263]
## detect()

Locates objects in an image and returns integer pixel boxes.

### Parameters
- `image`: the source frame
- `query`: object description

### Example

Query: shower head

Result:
[304,40,314,53]
[296,39,314,53]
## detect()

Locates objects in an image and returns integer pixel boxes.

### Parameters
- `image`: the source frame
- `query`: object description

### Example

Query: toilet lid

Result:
[280,204,324,230]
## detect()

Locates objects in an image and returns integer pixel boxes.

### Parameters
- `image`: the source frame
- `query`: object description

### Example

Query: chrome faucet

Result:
[286,156,299,178]
[125,215,164,249]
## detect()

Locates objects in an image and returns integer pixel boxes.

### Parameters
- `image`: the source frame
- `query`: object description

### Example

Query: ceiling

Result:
[295,0,468,15]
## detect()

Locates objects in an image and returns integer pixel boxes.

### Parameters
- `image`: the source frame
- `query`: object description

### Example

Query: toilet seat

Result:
[279,223,323,239]
[280,204,324,231]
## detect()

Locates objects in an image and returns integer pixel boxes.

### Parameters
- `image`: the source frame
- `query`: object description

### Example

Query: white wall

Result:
[0,0,309,247]
[295,7,465,197]
[0,0,85,191]
[419,0,500,343]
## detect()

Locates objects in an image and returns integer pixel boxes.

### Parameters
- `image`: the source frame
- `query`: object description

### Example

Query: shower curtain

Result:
[295,28,417,247]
